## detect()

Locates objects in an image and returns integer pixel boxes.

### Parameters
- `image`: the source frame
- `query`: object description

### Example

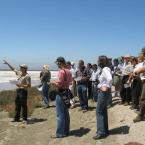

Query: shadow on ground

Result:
[28,118,47,124]
[109,125,130,135]
[69,127,91,137]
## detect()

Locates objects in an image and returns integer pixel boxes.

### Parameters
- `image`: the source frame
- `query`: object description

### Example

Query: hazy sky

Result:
[0,0,145,70]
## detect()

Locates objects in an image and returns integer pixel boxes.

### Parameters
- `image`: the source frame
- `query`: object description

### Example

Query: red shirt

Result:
[56,68,72,90]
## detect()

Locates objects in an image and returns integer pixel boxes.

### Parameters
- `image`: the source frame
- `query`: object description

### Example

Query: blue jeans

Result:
[56,95,70,137]
[96,91,109,136]
[77,84,88,109]
[42,82,49,107]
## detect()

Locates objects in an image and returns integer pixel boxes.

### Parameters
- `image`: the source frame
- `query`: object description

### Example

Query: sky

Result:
[0,0,145,70]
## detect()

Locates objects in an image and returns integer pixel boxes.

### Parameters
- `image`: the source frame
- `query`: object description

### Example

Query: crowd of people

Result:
[2,47,145,140]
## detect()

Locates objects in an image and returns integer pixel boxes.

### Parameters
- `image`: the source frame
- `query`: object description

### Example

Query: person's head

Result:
[138,53,145,63]
[113,58,119,66]
[55,57,66,69]
[123,55,131,63]
[43,64,49,70]
[66,61,71,69]
[92,64,97,71]
[19,64,28,74]
[71,61,75,67]
[78,60,84,68]
[98,55,108,68]
[141,47,145,56]
[87,63,92,68]
[131,57,138,66]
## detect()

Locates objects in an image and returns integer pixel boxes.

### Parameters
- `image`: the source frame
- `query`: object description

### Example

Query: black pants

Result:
[131,77,142,108]
[88,81,92,99]
[15,89,28,121]
[120,75,131,103]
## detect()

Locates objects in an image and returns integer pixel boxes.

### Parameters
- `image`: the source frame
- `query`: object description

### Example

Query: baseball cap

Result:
[55,57,65,63]
[71,61,75,65]
[19,64,28,69]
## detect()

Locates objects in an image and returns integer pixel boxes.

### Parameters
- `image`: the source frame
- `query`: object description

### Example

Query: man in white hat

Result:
[3,60,31,123]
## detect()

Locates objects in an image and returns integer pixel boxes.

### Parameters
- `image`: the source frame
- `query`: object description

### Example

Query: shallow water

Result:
[0,71,58,91]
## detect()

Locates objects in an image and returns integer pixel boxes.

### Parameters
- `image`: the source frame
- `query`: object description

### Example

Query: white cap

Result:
[123,54,131,58]
[19,64,28,69]
[71,61,75,65]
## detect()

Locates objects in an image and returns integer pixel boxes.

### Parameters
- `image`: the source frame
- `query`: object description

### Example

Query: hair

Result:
[98,55,108,68]
[92,64,97,69]
[43,65,49,70]
[131,57,138,64]
[66,61,71,66]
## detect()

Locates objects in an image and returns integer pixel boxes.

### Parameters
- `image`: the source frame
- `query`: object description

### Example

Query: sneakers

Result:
[11,119,21,123]
[51,134,66,139]
[133,115,144,123]
[92,134,108,140]
[82,109,88,113]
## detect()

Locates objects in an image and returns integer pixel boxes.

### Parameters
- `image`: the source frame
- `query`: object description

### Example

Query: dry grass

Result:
[0,87,42,118]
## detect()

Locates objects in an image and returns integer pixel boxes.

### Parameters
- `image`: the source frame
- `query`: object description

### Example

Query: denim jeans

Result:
[56,95,70,137]
[77,84,88,109]
[96,91,110,136]
[41,82,49,107]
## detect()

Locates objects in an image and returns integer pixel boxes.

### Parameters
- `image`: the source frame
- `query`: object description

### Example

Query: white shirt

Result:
[134,62,145,80]
[122,62,133,76]
[90,69,101,82]
[98,67,112,89]
[70,67,77,78]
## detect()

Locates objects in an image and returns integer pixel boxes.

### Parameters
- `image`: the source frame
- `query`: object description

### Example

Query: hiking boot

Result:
[133,115,143,123]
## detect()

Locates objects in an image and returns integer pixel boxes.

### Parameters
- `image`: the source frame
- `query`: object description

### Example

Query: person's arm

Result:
[100,68,112,92]
[16,76,31,89]
[3,60,15,71]
[134,66,145,75]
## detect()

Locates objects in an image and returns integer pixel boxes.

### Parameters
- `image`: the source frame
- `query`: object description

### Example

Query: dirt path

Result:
[0,97,145,145]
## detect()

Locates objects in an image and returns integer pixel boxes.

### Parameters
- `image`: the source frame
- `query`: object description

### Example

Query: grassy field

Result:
[0,87,42,117]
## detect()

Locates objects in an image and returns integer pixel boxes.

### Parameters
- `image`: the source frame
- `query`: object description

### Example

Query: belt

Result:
[58,89,68,92]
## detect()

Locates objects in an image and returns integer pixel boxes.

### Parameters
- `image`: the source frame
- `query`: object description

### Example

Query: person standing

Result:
[133,49,145,123]
[3,60,31,123]
[66,61,76,108]
[40,65,51,108]
[120,55,133,105]
[86,63,93,99]
[93,56,112,140]
[76,60,89,112]
[90,64,100,101]
[51,57,72,138]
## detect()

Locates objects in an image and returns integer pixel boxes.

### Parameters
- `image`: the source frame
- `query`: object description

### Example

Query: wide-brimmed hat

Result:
[123,54,131,58]
[19,64,28,69]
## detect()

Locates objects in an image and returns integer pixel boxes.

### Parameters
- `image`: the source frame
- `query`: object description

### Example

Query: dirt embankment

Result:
[0,97,145,145]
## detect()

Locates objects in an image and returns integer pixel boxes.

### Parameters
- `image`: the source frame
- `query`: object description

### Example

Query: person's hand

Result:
[16,83,21,87]
[3,60,8,65]
[133,71,138,77]
[100,86,109,92]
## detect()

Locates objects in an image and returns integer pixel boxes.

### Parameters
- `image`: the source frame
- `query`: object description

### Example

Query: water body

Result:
[0,71,58,91]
